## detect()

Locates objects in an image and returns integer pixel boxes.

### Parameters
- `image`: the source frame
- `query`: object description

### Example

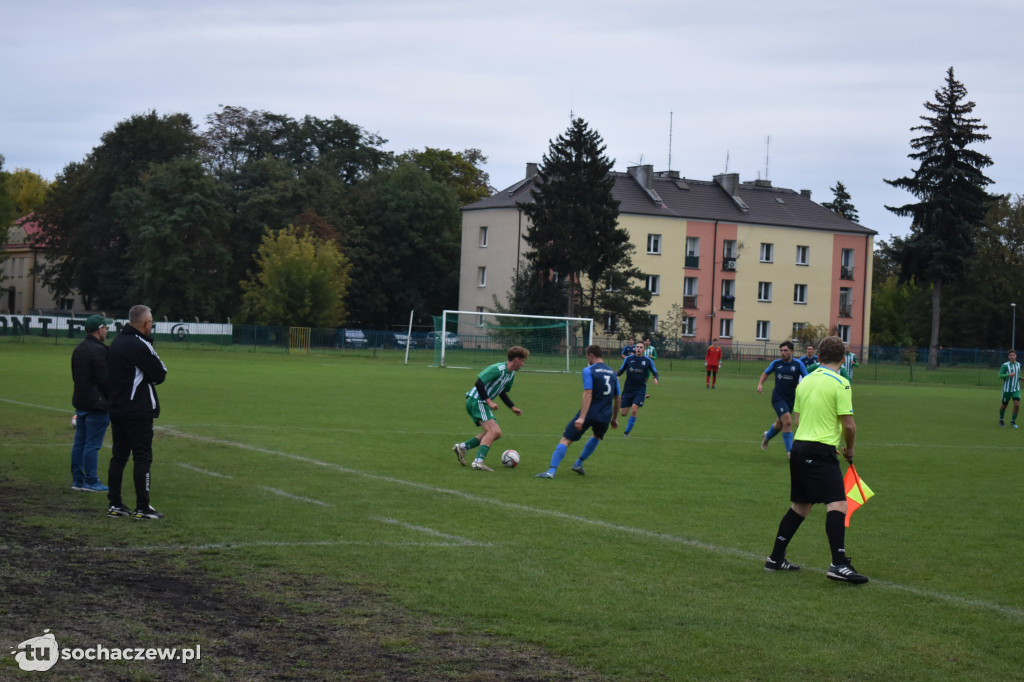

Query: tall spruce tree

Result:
[821,181,859,222]
[519,118,648,323]
[884,67,994,369]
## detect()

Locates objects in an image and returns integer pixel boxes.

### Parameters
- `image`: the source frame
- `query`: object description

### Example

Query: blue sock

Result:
[578,437,600,463]
[766,425,779,440]
[625,416,636,434]
[548,443,568,473]
[782,432,794,452]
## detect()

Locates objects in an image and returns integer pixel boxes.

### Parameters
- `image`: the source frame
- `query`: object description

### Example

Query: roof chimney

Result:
[627,165,663,207]
[800,189,812,199]
[714,173,739,196]
[526,162,538,179]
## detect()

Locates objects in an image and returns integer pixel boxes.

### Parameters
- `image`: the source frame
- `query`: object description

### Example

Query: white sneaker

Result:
[760,432,769,451]
[452,443,467,466]
[471,459,493,472]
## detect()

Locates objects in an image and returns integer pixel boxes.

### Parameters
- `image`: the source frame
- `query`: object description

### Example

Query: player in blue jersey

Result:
[620,337,636,360]
[616,340,659,436]
[799,344,818,368]
[756,340,808,457]
[536,344,620,478]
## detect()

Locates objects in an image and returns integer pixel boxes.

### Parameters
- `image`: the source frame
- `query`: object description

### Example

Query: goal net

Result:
[436,310,594,371]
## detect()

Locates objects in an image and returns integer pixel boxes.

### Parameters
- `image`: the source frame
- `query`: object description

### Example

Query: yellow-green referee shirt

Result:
[792,367,853,449]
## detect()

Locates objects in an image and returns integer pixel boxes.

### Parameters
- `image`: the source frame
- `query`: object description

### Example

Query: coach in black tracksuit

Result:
[106,305,168,519]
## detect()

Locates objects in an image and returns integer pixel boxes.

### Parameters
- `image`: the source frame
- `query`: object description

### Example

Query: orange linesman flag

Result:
[843,463,874,527]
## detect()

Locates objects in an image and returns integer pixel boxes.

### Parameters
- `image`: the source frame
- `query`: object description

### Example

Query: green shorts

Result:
[465,396,496,426]
[1002,390,1021,404]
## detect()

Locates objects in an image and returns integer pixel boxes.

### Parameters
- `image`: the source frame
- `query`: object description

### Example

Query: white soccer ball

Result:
[501,449,520,468]
[71,414,77,428]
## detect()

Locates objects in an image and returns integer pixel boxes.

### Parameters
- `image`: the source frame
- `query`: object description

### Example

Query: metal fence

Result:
[2,323,1012,386]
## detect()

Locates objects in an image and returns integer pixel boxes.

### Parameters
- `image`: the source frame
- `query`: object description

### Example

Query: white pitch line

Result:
[175,462,233,479]
[370,516,492,546]
[259,486,332,507]
[157,426,1023,620]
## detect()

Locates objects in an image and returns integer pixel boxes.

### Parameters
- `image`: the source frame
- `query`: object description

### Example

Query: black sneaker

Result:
[107,504,132,518]
[571,464,586,476]
[827,560,869,584]
[133,505,164,520]
[764,556,800,572]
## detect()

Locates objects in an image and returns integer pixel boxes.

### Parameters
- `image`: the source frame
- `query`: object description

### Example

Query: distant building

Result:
[459,164,874,348]
[1,216,86,315]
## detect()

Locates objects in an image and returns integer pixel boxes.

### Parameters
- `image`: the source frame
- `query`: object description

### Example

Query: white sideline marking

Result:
[176,462,233,479]
[371,516,492,546]
[260,486,332,507]
[157,427,1024,619]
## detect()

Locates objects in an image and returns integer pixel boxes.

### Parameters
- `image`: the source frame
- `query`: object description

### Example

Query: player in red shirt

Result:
[705,339,723,389]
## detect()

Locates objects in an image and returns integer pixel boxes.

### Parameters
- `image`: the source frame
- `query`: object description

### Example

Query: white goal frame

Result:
[440,310,594,370]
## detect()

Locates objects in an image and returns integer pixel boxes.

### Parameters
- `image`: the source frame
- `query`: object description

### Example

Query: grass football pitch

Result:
[2,343,1022,680]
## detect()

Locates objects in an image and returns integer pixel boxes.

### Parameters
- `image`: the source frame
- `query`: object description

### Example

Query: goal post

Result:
[438,310,594,371]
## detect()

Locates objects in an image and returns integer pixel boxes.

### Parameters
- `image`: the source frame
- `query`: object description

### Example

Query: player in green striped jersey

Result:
[452,346,530,470]
[998,350,1020,428]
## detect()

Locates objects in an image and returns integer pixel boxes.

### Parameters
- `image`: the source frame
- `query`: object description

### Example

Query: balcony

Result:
[722,257,737,271]
[685,255,700,269]
[683,295,698,309]
[841,265,855,280]
[839,305,853,318]
[720,295,735,311]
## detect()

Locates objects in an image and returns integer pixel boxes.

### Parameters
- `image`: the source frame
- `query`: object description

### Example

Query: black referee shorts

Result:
[789,440,845,504]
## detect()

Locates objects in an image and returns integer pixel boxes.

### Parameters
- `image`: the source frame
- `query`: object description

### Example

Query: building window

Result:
[721,279,736,311]
[479,226,489,247]
[796,245,809,265]
[837,324,851,344]
[793,322,806,337]
[758,281,772,302]
[839,287,853,317]
[646,274,661,295]
[650,315,659,332]
[61,298,74,311]
[647,234,662,254]
[605,314,619,332]
[683,277,698,308]
[756,320,771,340]
[681,317,696,337]
[685,237,700,268]
[720,318,733,339]
[477,266,487,287]
[722,239,737,271]
[794,284,807,304]
[476,306,486,326]
[841,248,855,279]
[760,243,774,263]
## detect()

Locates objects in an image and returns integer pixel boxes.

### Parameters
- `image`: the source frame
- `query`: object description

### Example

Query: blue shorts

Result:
[562,413,610,442]
[621,386,646,410]
[772,399,794,418]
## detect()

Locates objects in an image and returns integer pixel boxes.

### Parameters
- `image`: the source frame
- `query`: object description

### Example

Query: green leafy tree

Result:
[491,259,568,317]
[240,226,352,327]
[0,155,16,249]
[398,147,492,205]
[35,111,202,310]
[520,118,648,322]
[884,67,994,369]
[821,181,859,222]
[114,158,234,320]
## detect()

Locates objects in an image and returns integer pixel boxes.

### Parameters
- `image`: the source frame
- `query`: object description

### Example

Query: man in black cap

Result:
[70,314,114,492]
[106,305,168,519]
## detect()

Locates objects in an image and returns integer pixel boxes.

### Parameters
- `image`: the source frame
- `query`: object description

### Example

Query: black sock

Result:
[826,510,847,565]
[770,508,805,560]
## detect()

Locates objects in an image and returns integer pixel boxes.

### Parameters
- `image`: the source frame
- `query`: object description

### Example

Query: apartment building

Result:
[459,164,874,348]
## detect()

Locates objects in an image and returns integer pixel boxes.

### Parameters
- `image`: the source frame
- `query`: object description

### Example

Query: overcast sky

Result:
[3,0,1021,242]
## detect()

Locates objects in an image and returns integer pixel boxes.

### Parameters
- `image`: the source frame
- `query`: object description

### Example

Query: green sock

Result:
[477,444,490,461]
[466,437,481,450]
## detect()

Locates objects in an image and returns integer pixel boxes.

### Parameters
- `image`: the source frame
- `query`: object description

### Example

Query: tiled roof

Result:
[465,170,875,236]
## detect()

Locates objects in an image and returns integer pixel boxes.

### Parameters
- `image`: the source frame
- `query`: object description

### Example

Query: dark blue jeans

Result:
[71,410,110,485]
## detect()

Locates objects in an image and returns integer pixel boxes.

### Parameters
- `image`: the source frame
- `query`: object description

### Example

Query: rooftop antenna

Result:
[764,135,771,179]
[668,110,674,172]
[724,150,730,173]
